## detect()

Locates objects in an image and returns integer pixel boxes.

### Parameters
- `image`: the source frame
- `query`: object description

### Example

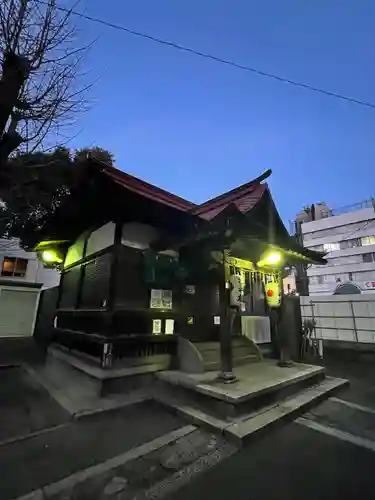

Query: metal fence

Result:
[300,295,375,344]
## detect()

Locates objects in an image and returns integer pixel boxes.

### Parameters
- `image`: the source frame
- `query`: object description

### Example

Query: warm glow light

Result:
[265,252,281,265]
[42,250,62,263]
[257,251,283,268]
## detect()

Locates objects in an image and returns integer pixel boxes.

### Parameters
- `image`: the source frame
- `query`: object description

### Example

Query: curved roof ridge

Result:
[193,169,272,215]
[96,160,196,211]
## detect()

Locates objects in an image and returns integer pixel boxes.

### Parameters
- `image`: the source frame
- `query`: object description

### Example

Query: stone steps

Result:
[156,363,326,421]
[154,371,349,446]
[193,338,262,371]
[203,355,261,372]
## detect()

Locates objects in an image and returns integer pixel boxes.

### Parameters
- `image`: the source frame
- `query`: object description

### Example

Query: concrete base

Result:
[45,344,170,399]
[156,361,325,420]
[37,347,349,446]
[154,361,349,445]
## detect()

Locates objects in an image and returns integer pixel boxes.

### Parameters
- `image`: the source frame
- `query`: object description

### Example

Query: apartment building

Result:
[296,201,375,295]
[0,238,60,289]
[0,238,60,338]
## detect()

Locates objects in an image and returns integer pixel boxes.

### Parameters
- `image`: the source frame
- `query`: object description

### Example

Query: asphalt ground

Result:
[0,365,70,444]
[166,418,375,500]
[0,400,187,500]
[165,353,375,500]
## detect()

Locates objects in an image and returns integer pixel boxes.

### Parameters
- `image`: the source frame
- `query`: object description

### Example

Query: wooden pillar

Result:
[75,234,89,309]
[106,221,123,336]
[217,257,237,383]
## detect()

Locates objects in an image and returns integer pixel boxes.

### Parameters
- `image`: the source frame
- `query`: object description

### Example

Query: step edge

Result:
[192,366,326,404]
[154,377,348,447]
[225,377,349,445]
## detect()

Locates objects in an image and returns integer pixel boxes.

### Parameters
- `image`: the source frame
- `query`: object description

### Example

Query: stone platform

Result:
[156,362,325,419]
[35,344,171,415]
[154,361,349,445]
[34,346,348,445]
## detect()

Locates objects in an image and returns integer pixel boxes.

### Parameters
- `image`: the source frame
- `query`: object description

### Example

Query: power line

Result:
[34,0,375,111]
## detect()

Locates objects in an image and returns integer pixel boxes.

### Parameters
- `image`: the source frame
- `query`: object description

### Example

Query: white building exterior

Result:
[283,267,297,296]
[300,205,375,295]
[0,238,60,289]
[0,238,60,338]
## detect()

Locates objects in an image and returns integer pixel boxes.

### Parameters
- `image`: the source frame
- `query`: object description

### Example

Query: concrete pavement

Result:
[165,355,375,500]
[0,366,69,445]
[166,418,375,500]
[2,352,375,500]
[0,400,186,499]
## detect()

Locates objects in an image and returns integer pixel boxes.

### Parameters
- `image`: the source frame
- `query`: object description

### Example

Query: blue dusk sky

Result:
[67,0,375,224]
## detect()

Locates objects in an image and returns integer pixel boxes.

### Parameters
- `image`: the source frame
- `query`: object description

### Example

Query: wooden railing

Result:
[52,328,105,359]
[52,328,177,368]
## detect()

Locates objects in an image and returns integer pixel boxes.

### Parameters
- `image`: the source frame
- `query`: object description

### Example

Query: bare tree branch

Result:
[0,0,91,156]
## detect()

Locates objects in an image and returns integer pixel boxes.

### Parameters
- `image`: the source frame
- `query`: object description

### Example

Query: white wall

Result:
[0,238,60,289]
[301,295,375,344]
[121,222,159,250]
[0,285,41,338]
[86,222,116,257]
[35,264,61,289]
[302,208,375,235]
[283,269,297,295]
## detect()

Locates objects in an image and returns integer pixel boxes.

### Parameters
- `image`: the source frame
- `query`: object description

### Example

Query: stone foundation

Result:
[45,344,171,398]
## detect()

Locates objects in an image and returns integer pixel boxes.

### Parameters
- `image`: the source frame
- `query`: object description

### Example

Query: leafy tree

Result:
[74,147,114,166]
[0,146,113,247]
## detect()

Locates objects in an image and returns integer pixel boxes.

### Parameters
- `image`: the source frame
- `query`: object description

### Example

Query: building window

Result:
[361,236,375,246]
[309,276,324,285]
[323,243,340,252]
[362,253,374,263]
[1,257,28,277]
[352,270,375,281]
[335,273,349,282]
[340,238,361,249]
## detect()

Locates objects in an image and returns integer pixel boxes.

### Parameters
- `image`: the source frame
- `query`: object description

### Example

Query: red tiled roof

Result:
[96,160,270,219]
[100,163,197,212]
[193,181,268,221]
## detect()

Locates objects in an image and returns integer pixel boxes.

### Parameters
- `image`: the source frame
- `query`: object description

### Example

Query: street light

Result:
[265,252,281,265]
[257,251,282,268]
[41,250,63,264]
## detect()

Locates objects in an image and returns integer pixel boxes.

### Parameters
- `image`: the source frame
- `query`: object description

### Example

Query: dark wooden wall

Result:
[59,251,112,311]
[81,253,112,308]
[57,240,222,340]
[33,286,59,346]
[178,281,220,341]
[114,245,148,310]
[59,264,81,309]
